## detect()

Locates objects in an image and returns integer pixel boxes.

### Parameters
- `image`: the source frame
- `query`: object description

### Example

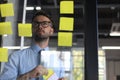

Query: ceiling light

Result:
[102,46,120,50]
[36,7,41,10]
[26,7,41,10]
[26,7,34,10]
[110,32,120,36]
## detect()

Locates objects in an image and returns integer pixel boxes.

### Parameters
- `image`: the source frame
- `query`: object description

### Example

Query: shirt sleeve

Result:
[0,52,19,80]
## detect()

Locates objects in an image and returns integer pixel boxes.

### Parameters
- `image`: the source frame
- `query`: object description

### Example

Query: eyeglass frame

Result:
[32,21,53,28]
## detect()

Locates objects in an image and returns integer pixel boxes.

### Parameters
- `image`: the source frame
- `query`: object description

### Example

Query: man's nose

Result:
[38,24,43,28]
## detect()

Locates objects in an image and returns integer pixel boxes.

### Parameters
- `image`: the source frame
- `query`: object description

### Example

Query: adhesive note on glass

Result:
[0,4,1,13]
[0,48,8,62]
[43,69,58,80]
[0,3,14,17]
[60,1,74,14]
[58,32,72,46]
[18,23,32,37]
[59,17,74,31]
[0,22,12,35]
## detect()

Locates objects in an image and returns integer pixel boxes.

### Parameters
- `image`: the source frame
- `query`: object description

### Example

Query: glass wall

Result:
[49,48,106,80]
[0,0,107,80]
[71,48,106,80]
[0,47,106,80]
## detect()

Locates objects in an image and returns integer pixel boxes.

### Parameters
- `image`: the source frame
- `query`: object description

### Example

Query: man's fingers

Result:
[37,65,48,75]
[36,72,41,77]
[28,65,48,78]
[44,69,48,75]
[42,68,48,75]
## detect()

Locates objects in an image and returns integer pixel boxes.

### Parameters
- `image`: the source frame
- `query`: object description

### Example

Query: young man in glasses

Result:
[0,10,65,80]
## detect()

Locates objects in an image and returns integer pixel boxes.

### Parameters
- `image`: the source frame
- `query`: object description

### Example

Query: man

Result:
[0,10,65,80]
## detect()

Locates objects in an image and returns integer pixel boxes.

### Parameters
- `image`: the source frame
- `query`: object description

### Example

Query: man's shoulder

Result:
[10,47,32,56]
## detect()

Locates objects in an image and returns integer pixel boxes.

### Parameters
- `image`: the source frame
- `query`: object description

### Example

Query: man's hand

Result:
[28,65,48,78]
[17,65,48,80]
[58,77,65,80]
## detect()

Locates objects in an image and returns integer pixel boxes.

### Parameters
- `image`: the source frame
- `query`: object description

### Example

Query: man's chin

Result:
[34,36,48,42]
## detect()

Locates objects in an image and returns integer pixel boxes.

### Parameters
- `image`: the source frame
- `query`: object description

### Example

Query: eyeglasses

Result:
[32,21,53,28]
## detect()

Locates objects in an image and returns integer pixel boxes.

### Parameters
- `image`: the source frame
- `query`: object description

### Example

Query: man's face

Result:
[32,15,54,40]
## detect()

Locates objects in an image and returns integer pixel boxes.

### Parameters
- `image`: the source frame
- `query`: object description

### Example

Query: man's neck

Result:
[35,38,49,48]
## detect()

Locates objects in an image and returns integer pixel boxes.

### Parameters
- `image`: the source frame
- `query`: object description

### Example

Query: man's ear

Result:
[50,28,54,35]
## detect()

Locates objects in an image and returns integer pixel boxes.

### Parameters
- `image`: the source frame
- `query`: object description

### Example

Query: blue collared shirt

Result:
[0,44,64,80]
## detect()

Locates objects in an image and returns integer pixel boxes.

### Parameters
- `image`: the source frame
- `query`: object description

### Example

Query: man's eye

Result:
[42,22,47,25]
[34,22,39,26]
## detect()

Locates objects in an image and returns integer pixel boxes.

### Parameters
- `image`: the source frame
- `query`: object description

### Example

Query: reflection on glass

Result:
[71,48,106,80]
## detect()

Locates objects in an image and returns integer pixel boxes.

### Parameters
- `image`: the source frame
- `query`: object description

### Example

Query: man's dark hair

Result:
[32,10,53,22]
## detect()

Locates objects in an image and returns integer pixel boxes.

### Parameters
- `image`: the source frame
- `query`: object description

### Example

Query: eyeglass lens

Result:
[33,21,52,28]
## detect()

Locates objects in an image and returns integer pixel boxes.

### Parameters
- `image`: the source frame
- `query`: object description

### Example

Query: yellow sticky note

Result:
[0,22,13,35]
[59,17,74,31]
[43,69,54,80]
[60,1,74,14]
[0,48,8,62]
[0,3,14,17]
[58,32,72,46]
[0,4,1,13]
[18,23,32,37]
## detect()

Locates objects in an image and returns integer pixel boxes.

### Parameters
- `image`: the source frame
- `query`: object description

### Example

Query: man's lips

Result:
[37,30,44,34]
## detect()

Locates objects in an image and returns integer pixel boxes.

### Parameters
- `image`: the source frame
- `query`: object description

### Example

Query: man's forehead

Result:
[33,15,51,21]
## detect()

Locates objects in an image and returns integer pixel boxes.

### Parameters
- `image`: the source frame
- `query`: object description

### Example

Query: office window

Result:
[71,48,106,80]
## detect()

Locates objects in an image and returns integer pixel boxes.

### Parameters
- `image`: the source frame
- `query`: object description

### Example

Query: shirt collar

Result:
[31,44,49,54]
